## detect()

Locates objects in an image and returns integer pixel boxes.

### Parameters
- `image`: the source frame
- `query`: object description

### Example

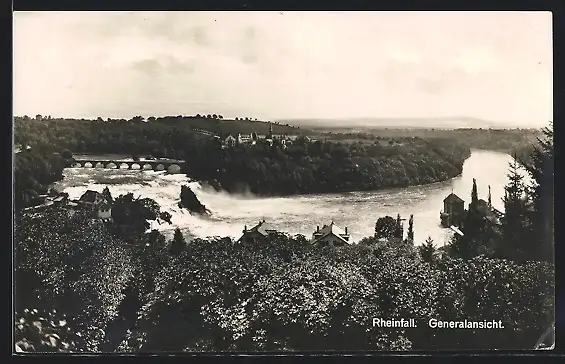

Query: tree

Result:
[419,237,437,263]
[101,187,113,202]
[148,116,156,122]
[448,178,484,259]
[493,156,531,263]
[487,185,492,207]
[519,122,554,262]
[375,216,397,240]
[111,194,171,238]
[169,228,186,256]
[470,177,479,210]
[395,214,404,239]
[406,214,414,242]
[212,114,218,119]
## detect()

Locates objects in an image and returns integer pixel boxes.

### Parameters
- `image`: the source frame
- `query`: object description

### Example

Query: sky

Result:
[13,11,552,127]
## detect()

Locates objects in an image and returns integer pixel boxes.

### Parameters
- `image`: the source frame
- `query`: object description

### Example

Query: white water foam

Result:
[54,150,520,246]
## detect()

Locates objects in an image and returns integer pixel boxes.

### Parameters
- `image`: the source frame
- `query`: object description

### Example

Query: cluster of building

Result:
[440,186,503,236]
[238,219,352,247]
[222,122,314,148]
[23,189,113,221]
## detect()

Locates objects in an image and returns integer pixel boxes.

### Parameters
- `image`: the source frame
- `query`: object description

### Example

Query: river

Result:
[54,149,528,247]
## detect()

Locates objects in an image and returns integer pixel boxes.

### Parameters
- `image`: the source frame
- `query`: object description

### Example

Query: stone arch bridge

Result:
[67,158,185,174]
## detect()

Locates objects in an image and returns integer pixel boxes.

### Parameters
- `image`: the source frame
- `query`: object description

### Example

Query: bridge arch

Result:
[106,162,117,169]
[142,164,153,170]
[131,163,141,170]
[84,162,93,168]
[155,164,165,171]
[119,162,130,170]
[167,164,181,174]
[95,162,104,168]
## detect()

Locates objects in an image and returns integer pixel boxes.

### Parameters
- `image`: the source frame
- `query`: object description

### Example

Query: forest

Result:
[187,137,470,195]
[14,115,472,205]
[13,122,554,352]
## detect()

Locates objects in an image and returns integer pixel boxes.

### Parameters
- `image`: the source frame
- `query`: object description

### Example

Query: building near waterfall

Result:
[440,192,465,227]
[311,221,351,247]
[77,190,112,220]
[440,185,502,229]
[238,219,278,243]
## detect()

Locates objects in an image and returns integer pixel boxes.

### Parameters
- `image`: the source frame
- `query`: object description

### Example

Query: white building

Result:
[78,190,112,220]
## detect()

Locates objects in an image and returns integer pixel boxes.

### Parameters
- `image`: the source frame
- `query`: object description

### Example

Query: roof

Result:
[450,225,464,236]
[312,221,350,245]
[318,221,347,237]
[248,220,278,237]
[79,190,101,203]
[98,201,112,210]
[444,193,464,204]
[79,190,105,203]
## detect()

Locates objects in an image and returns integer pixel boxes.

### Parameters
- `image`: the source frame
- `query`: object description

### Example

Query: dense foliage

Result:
[15,206,554,352]
[13,118,554,352]
[447,122,554,265]
[14,115,299,158]
[188,137,470,196]
[15,115,475,202]
[14,149,67,208]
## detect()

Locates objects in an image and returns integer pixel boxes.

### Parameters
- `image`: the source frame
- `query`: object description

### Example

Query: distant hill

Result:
[148,116,307,137]
[276,117,527,131]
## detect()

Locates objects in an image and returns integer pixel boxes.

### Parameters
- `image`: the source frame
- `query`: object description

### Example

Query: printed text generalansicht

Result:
[372,318,505,329]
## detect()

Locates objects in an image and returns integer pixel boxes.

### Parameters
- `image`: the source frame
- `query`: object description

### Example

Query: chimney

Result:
[317,225,320,232]
[345,227,348,235]
[243,225,247,233]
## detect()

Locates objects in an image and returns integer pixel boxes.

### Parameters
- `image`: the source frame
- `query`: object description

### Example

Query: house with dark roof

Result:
[440,185,503,228]
[78,190,112,220]
[311,221,351,247]
[440,192,466,227]
[238,219,278,242]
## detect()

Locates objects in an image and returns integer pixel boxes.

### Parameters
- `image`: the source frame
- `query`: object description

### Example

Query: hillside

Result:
[317,128,541,155]
[143,115,305,137]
